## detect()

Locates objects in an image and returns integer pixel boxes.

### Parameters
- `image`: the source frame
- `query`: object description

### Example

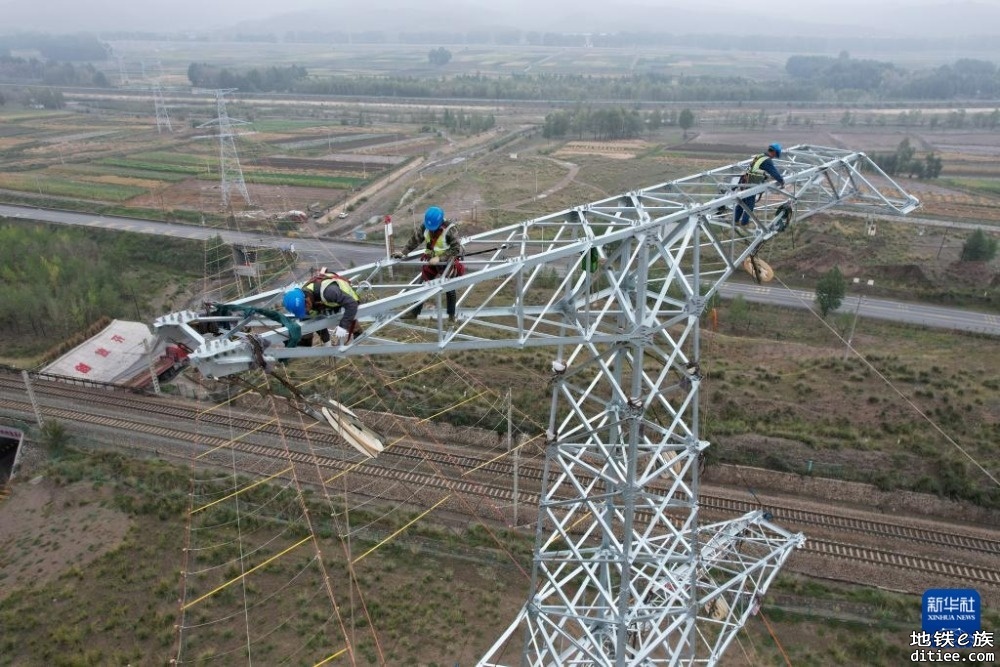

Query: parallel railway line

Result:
[2,371,998,590]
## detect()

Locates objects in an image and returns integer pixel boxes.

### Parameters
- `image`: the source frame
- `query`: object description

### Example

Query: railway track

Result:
[702,496,1000,555]
[808,538,1000,586]
[2,371,998,589]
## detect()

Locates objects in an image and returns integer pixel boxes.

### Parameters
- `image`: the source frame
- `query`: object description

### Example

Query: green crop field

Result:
[96,158,207,177]
[127,151,218,167]
[54,163,192,183]
[243,171,363,189]
[0,172,147,201]
[249,119,341,133]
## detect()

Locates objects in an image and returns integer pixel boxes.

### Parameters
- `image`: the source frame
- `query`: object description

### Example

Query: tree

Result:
[542,111,571,138]
[32,87,64,109]
[428,47,452,66]
[678,108,695,137]
[815,266,847,317]
[960,229,998,262]
[923,153,943,179]
[896,137,915,165]
[872,138,943,179]
[646,109,663,133]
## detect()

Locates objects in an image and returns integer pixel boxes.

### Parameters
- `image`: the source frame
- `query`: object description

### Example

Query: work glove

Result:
[428,255,441,265]
[333,326,349,343]
[391,252,403,259]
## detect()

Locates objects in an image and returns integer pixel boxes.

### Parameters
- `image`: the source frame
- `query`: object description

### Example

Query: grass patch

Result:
[96,158,208,176]
[938,176,1000,198]
[55,163,191,183]
[243,170,364,189]
[0,172,147,201]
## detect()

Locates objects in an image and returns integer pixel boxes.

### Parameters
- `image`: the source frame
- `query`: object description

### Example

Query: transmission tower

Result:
[198,89,251,209]
[155,146,918,665]
[149,61,172,133]
[152,80,173,133]
[100,41,128,87]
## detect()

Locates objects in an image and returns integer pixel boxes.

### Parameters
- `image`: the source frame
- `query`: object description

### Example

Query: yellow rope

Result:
[195,417,279,460]
[417,390,488,423]
[312,648,348,666]
[181,535,311,610]
[190,466,293,515]
[352,496,449,564]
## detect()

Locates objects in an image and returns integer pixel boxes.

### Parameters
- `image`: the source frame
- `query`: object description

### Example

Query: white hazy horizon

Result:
[3,0,1000,39]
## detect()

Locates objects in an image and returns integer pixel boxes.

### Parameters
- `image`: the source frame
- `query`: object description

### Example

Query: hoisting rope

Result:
[211,303,303,348]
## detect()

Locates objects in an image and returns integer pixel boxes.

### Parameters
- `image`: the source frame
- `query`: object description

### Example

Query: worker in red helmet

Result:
[734,143,786,226]
[392,206,465,322]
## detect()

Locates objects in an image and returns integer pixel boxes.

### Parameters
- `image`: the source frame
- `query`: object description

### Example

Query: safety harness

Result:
[302,273,360,307]
[741,154,771,186]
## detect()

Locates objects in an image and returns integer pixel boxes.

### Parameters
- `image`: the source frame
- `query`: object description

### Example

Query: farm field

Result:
[104,38,1000,82]
[0,104,434,222]
[1,47,999,664]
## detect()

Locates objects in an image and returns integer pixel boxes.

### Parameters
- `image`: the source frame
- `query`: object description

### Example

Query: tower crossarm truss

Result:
[156,145,916,378]
[154,146,916,665]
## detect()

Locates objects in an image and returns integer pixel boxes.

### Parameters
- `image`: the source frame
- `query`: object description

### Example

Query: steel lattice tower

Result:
[198,89,251,209]
[153,80,173,133]
[150,61,173,133]
[100,41,129,87]
[156,146,918,666]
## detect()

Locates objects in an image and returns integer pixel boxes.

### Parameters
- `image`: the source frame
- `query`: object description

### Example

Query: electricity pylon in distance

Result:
[197,89,251,209]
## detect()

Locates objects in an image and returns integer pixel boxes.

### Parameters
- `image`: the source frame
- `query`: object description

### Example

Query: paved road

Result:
[4,203,996,335]
[0,204,382,270]
[720,282,1000,336]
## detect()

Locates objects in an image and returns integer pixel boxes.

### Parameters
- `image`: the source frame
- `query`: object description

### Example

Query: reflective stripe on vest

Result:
[745,154,769,182]
[304,277,359,305]
[424,224,451,258]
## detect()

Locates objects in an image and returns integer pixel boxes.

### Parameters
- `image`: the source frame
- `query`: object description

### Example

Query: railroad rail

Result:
[2,372,998,591]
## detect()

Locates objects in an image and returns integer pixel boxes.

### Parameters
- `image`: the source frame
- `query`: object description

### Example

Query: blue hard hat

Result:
[283,288,307,319]
[424,206,445,232]
[768,143,782,157]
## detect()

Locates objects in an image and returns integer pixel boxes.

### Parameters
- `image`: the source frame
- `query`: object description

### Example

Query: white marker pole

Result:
[384,215,394,279]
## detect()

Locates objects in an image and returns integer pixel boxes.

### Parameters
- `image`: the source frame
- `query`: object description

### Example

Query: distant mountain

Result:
[228,0,1000,39]
[2,0,999,40]
[859,0,1000,38]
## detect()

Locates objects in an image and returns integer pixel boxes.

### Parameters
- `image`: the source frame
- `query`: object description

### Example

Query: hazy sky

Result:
[4,0,1000,37]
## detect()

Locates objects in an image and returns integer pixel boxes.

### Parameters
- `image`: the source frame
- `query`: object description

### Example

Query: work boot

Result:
[400,310,419,320]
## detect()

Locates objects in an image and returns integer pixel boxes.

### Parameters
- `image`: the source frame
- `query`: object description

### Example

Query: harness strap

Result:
[425,225,446,254]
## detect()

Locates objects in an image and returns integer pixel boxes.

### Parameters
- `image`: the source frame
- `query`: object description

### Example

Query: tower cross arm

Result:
[154,146,918,379]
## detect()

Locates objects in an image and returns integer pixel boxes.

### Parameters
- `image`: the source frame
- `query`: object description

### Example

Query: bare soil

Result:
[0,477,131,602]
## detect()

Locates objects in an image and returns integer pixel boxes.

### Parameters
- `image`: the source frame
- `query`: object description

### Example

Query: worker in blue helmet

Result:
[391,206,465,322]
[734,143,786,226]
[282,269,361,346]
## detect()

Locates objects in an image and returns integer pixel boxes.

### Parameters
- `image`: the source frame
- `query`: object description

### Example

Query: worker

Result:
[734,143,786,226]
[392,206,465,322]
[282,270,361,346]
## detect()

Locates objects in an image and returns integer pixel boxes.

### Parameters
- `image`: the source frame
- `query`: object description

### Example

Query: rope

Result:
[759,609,794,667]
[770,271,999,488]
